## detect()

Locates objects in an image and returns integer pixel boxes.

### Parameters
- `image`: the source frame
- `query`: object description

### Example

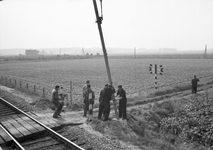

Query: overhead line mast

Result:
[93,0,112,85]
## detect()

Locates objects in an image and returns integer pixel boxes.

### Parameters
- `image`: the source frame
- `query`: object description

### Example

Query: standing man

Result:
[98,84,112,121]
[191,75,200,94]
[83,80,90,117]
[83,80,90,98]
[59,86,67,111]
[117,85,127,120]
[98,84,108,120]
[83,84,95,118]
[52,85,62,118]
[84,85,95,121]
[109,85,118,120]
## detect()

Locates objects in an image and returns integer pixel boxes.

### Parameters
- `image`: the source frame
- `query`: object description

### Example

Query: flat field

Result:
[0,58,213,100]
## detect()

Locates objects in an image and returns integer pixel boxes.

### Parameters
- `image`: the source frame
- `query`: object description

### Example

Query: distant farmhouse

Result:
[25,49,39,57]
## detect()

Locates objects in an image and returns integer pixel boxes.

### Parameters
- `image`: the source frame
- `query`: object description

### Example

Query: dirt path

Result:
[0,85,139,149]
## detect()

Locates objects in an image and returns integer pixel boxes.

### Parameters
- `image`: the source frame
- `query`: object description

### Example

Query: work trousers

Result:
[119,100,127,119]
[192,86,197,94]
[88,99,94,121]
[98,102,110,121]
[84,100,89,116]
[53,101,63,117]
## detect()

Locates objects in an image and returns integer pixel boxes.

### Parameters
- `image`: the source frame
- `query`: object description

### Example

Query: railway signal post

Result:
[149,64,163,90]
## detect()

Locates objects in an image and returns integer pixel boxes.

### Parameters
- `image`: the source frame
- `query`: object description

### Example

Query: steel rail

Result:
[0,124,25,150]
[0,97,85,150]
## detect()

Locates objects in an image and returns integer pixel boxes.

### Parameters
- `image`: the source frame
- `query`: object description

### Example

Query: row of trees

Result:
[0,53,102,62]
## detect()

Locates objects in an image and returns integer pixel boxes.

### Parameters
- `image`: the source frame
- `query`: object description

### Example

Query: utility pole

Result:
[93,0,112,85]
[59,48,61,55]
[204,44,207,59]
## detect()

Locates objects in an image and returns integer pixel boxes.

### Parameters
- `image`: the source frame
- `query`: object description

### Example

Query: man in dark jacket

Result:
[98,84,108,119]
[191,75,200,94]
[52,85,62,118]
[117,85,127,120]
[99,84,108,103]
[98,84,113,121]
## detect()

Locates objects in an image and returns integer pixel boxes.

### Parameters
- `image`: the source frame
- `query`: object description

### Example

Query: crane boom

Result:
[92,0,112,85]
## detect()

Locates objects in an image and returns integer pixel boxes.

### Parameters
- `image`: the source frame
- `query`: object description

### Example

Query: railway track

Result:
[0,97,92,150]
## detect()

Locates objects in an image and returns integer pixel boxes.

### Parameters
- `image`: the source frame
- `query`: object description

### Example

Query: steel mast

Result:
[92,0,112,85]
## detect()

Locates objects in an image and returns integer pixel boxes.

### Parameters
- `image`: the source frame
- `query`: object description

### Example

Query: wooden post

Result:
[93,0,112,85]
[70,81,73,106]
[9,78,11,84]
[20,81,22,88]
[34,85,36,93]
[15,79,16,87]
[26,83,28,90]
[42,87,45,98]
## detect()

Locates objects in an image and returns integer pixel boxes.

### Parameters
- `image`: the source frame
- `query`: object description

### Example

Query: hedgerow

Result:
[161,94,213,147]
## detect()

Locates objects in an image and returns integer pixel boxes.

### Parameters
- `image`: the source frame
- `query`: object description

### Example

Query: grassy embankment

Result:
[90,86,213,150]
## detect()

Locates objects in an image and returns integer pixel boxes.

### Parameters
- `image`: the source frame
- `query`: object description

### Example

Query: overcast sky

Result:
[0,0,213,54]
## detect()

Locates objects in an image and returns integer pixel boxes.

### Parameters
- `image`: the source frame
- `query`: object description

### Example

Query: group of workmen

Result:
[51,75,200,120]
[51,80,127,121]
[83,80,127,121]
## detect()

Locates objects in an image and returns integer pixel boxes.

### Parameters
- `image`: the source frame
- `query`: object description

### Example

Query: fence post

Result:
[70,81,73,106]
[42,87,45,98]
[26,83,28,90]
[20,81,22,88]
[34,85,36,93]
[15,79,16,87]
[9,78,11,84]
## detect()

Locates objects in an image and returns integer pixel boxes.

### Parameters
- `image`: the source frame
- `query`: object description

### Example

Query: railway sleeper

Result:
[0,110,16,114]
[23,136,85,150]
[23,141,65,150]
[0,113,17,118]
[21,131,70,146]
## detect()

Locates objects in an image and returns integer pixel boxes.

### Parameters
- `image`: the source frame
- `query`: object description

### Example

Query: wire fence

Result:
[1,73,213,104]
[0,76,79,103]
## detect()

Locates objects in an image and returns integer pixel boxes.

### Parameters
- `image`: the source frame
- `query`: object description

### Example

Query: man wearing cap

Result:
[83,80,90,99]
[117,85,127,120]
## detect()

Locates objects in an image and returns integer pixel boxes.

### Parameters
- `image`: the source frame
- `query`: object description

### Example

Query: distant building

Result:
[25,49,39,57]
